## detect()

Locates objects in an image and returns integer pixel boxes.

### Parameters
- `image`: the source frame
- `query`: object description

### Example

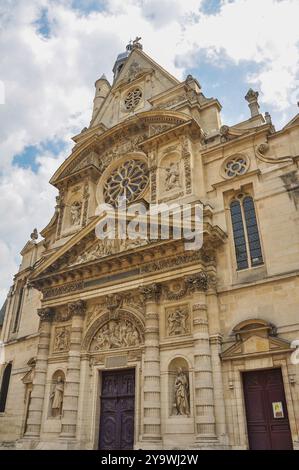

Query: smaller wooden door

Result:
[99,369,135,450]
[242,368,293,450]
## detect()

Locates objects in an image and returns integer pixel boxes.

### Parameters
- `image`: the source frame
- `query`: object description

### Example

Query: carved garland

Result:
[82,181,90,227]
[181,136,192,194]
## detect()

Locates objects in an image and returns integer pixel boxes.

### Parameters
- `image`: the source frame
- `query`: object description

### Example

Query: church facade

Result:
[0,39,299,450]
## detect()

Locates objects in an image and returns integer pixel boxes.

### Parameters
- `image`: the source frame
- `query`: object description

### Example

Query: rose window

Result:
[223,155,248,178]
[124,88,142,110]
[103,159,149,205]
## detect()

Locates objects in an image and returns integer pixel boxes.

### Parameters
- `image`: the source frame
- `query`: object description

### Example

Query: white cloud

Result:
[0,0,298,305]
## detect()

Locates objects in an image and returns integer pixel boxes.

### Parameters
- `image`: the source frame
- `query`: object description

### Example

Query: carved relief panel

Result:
[53,326,71,353]
[158,149,184,202]
[61,183,84,235]
[165,303,191,338]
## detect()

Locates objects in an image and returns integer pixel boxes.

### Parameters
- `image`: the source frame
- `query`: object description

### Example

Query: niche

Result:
[168,357,190,417]
[48,370,65,419]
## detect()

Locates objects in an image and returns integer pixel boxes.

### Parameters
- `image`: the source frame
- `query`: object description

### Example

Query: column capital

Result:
[68,299,87,317]
[209,333,223,345]
[185,272,209,292]
[140,283,161,302]
[37,307,54,322]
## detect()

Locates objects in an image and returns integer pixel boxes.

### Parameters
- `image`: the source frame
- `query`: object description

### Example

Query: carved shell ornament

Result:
[103,159,149,206]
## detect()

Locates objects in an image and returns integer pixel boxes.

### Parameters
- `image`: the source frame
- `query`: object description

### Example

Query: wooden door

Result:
[242,368,293,450]
[99,369,135,450]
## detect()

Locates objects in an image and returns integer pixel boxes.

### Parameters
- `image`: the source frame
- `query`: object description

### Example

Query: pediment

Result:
[221,333,291,360]
[30,214,157,281]
[112,48,179,93]
[50,110,190,186]
[91,48,180,129]
[283,113,299,130]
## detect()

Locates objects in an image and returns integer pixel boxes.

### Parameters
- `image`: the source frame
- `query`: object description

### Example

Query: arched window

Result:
[230,195,263,270]
[0,363,12,412]
[12,284,24,333]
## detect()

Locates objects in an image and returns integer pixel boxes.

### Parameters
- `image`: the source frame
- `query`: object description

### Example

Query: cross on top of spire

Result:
[126,36,143,52]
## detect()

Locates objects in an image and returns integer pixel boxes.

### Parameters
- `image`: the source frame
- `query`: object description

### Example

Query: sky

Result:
[0,0,298,305]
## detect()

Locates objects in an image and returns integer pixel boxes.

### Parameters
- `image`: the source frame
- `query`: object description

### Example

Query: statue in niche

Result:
[50,375,64,418]
[173,368,190,416]
[165,162,180,191]
[54,327,70,352]
[168,307,189,336]
[70,201,82,226]
[93,319,140,351]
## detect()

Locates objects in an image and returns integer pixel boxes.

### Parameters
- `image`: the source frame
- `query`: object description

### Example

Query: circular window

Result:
[124,88,142,110]
[103,159,149,206]
[223,154,248,178]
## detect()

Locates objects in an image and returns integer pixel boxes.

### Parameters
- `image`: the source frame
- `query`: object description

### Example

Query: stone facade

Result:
[0,39,299,450]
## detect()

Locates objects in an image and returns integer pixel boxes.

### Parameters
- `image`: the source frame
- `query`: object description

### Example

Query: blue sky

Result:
[0,0,298,304]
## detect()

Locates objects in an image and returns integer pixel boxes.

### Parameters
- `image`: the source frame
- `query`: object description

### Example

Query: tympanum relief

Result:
[90,319,141,352]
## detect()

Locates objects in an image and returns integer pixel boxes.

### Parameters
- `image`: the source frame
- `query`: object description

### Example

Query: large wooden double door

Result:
[98,368,135,450]
[243,368,293,450]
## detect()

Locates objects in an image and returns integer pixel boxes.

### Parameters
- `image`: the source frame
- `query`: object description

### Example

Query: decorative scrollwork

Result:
[124,88,142,110]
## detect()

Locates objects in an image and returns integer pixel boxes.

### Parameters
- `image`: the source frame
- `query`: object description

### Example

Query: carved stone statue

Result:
[70,201,82,226]
[168,307,189,336]
[50,376,64,418]
[174,368,190,416]
[165,162,180,191]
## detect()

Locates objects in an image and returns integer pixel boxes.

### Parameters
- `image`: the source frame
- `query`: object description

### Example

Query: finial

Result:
[126,36,143,51]
[30,228,38,241]
[265,112,272,124]
[245,88,260,117]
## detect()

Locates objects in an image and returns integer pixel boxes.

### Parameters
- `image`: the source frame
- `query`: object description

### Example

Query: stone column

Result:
[140,283,162,446]
[61,300,86,439]
[186,273,217,442]
[207,277,228,444]
[24,307,54,437]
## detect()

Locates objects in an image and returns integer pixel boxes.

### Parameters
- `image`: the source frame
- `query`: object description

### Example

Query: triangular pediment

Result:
[283,113,299,130]
[221,334,291,360]
[91,48,180,129]
[30,213,160,281]
[112,48,179,90]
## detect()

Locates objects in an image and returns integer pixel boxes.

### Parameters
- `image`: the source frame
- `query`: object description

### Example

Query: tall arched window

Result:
[0,363,12,412]
[230,195,263,270]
